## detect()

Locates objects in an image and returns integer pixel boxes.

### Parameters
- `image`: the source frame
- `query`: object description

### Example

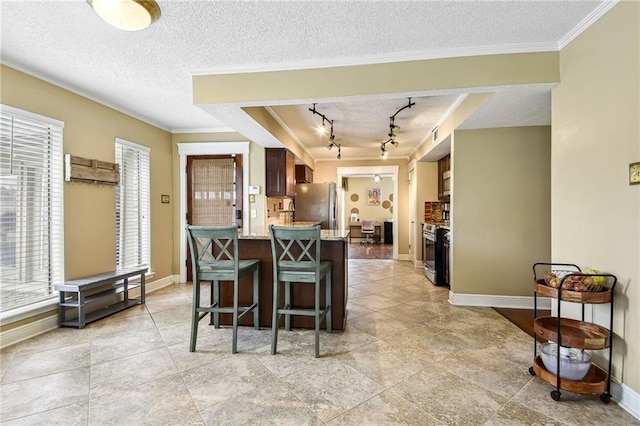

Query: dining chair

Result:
[361,220,376,245]
[269,224,332,358]
[185,225,259,354]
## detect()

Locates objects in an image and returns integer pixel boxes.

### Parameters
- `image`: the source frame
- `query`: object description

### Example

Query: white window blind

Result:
[115,138,150,270]
[0,105,64,313]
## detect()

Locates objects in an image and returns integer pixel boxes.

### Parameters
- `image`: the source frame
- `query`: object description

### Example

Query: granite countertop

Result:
[239,226,349,241]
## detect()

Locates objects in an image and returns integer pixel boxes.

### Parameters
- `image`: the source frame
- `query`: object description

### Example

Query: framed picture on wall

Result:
[368,187,381,206]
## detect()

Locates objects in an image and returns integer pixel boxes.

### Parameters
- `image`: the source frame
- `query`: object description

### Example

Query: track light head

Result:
[310,104,343,159]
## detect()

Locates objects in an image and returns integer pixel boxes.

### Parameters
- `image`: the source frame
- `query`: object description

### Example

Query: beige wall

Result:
[411,93,494,162]
[452,127,551,296]
[0,65,174,283]
[414,161,439,265]
[194,52,559,104]
[552,1,640,392]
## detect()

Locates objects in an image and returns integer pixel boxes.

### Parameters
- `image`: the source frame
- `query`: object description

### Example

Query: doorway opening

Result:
[336,166,399,260]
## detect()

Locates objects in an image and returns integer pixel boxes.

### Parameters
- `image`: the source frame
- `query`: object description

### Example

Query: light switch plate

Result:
[249,185,260,195]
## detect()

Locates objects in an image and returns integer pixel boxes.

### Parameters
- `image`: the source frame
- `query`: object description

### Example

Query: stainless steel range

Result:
[422,223,437,283]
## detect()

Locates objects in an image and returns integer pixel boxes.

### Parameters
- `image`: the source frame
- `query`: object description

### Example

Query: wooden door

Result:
[186,155,243,281]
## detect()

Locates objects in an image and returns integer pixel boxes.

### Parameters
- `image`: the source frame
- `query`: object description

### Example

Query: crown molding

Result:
[263,106,314,160]
[170,126,237,134]
[558,0,620,49]
[1,60,173,132]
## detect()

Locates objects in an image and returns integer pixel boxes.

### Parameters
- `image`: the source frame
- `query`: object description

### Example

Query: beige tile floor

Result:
[1,259,638,425]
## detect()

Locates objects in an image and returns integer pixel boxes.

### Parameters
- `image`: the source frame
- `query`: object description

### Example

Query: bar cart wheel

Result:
[600,393,611,404]
[529,366,536,376]
[551,390,561,401]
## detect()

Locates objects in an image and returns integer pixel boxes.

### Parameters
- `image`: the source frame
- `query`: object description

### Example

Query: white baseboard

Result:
[397,254,410,261]
[0,274,176,349]
[612,380,640,420]
[449,292,552,310]
[126,274,175,298]
[0,315,59,349]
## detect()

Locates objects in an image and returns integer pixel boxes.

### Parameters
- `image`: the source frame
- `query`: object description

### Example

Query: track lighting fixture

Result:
[379,97,415,159]
[310,104,342,160]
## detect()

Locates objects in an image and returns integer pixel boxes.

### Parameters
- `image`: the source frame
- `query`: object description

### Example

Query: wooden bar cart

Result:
[530,262,617,403]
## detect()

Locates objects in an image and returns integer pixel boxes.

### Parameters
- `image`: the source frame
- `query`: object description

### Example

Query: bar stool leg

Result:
[326,272,332,333]
[315,278,321,358]
[284,281,292,331]
[232,278,239,354]
[271,279,280,355]
[190,277,201,352]
[253,269,260,330]
[212,280,220,328]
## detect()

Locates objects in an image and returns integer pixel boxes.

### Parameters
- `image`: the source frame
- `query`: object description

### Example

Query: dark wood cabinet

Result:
[266,148,295,197]
[295,164,313,183]
[383,221,393,244]
[437,154,451,201]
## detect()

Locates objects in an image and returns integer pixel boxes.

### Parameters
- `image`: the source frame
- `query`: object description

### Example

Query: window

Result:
[0,105,64,313]
[115,138,150,270]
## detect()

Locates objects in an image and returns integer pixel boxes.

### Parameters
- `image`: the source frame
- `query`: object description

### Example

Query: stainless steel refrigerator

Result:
[294,182,337,229]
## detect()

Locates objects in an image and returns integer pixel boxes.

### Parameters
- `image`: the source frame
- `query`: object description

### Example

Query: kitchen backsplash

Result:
[425,201,450,222]
[267,197,294,225]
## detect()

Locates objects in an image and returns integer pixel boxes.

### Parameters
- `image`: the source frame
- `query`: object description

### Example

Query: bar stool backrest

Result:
[270,225,322,276]
[186,225,239,280]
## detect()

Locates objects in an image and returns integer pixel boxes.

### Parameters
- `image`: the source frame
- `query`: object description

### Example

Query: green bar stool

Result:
[269,224,332,358]
[186,225,259,354]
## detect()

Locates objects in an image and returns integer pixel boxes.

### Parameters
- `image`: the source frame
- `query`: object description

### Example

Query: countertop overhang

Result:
[239,227,349,241]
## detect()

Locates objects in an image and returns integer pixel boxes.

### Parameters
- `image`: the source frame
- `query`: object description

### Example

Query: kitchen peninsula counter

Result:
[216,228,349,330]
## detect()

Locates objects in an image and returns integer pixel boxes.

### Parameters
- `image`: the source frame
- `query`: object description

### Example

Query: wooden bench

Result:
[55,266,148,328]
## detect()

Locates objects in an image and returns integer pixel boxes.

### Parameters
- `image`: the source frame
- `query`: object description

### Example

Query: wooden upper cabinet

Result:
[265,148,296,197]
[295,164,313,183]
[437,154,451,201]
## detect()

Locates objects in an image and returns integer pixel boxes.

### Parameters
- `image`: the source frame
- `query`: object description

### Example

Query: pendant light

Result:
[87,0,161,31]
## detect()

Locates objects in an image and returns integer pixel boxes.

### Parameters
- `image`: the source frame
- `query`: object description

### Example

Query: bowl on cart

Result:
[540,342,591,381]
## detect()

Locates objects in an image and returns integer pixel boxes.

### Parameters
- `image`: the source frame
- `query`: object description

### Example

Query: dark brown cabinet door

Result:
[438,154,451,201]
[266,148,295,197]
[295,164,313,183]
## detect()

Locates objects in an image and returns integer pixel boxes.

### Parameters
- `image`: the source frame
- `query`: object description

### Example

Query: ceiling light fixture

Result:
[372,174,381,182]
[310,104,341,160]
[379,97,414,159]
[87,0,161,31]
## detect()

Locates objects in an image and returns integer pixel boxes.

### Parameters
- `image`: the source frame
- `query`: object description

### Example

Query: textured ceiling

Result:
[0,1,614,161]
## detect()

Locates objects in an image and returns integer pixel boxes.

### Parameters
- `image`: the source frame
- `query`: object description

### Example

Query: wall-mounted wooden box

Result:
[65,154,119,185]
